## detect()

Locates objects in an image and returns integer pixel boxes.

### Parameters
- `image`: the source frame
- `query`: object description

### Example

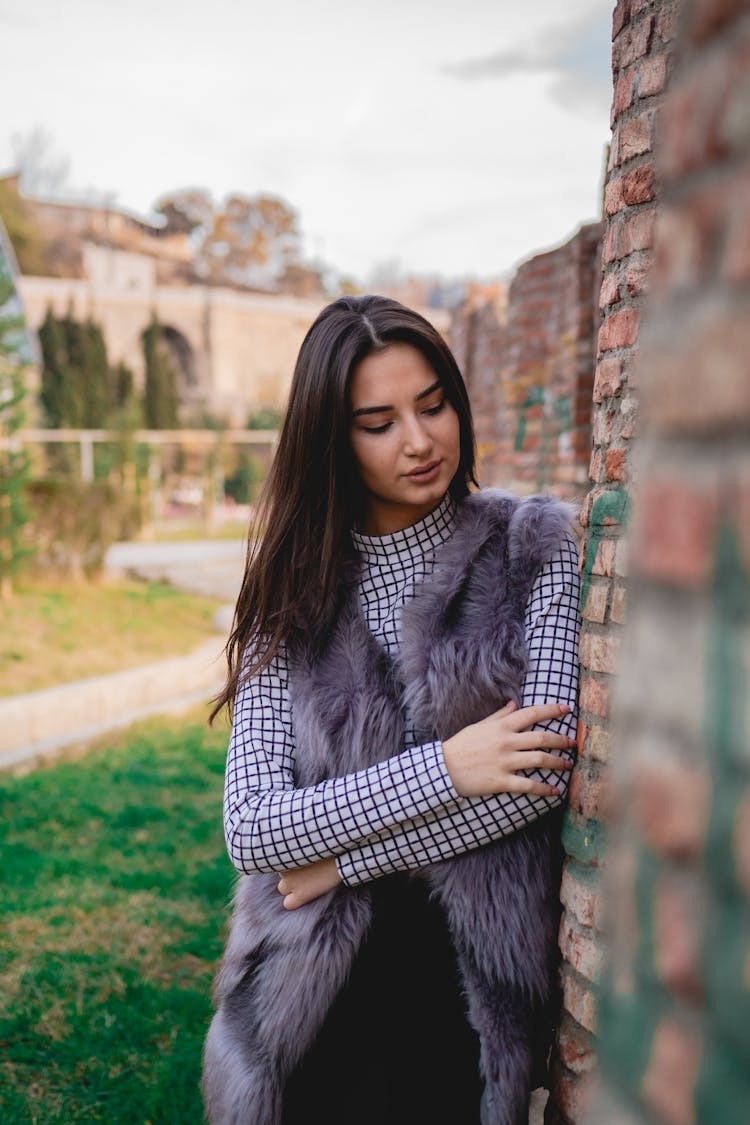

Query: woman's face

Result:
[348,342,461,535]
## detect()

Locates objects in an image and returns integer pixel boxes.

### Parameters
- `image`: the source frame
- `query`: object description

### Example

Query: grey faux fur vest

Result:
[203,490,574,1125]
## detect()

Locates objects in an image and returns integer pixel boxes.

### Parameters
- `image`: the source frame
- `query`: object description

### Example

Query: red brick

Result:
[602,220,619,264]
[580,632,621,675]
[652,204,702,291]
[641,1020,703,1125]
[559,914,605,982]
[557,1013,596,1076]
[599,270,621,310]
[576,718,589,757]
[624,258,652,298]
[617,209,656,257]
[615,537,629,578]
[620,112,653,161]
[605,448,627,482]
[734,789,750,898]
[582,581,609,624]
[592,408,615,447]
[619,15,654,68]
[611,583,627,624]
[655,0,679,43]
[598,308,639,352]
[612,68,636,121]
[612,0,632,40]
[589,448,603,483]
[638,52,669,97]
[592,537,617,578]
[622,164,656,206]
[588,725,612,763]
[579,673,609,719]
[561,967,597,1033]
[634,477,719,587]
[620,394,638,440]
[551,1068,593,1124]
[653,872,704,999]
[632,761,711,860]
[604,175,625,218]
[593,357,624,402]
[569,768,610,822]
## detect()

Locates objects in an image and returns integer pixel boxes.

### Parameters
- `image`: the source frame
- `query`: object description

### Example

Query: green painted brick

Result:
[562,810,607,867]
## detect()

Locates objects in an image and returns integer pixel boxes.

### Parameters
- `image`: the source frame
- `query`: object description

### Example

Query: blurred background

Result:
[1,0,748,1122]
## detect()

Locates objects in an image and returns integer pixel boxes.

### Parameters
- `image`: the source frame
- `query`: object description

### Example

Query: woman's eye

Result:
[363,422,392,434]
[423,398,446,416]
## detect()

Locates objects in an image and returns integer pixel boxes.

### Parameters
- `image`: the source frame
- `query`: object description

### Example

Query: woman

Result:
[203,295,580,1125]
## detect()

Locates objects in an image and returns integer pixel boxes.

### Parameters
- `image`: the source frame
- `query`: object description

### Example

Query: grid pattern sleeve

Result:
[223,652,462,874]
[335,533,581,886]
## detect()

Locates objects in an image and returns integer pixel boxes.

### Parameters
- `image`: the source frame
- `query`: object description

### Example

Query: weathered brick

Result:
[552,1067,594,1124]
[619,394,638,440]
[634,476,719,587]
[620,15,654,68]
[598,308,639,352]
[620,112,654,161]
[611,582,627,624]
[615,536,629,577]
[594,357,624,402]
[599,270,621,310]
[561,966,598,1033]
[624,258,652,297]
[622,164,656,206]
[592,407,616,447]
[653,872,704,999]
[560,867,604,931]
[592,537,617,578]
[652,203,702,289]
[612,0,632,41]
[720,169,750,283]
[641,1020,703,1125]
[556,1012,596,1076]
[569,767,610,822]
[604,176,625,218]
[589,447,603,483]
[580,632,622,675]
[655,0,679,43]
[612,68,636,121]
[605,448,627,482]
[631,760,711,860]
[579,672,610,719]
[559,913,606,983]
[617,209,656,257]
[583,581,609,624]
[638,52,668,97]
[588,724,612,764]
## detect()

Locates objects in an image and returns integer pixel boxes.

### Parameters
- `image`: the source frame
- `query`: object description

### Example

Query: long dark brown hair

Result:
[210,294,478,721]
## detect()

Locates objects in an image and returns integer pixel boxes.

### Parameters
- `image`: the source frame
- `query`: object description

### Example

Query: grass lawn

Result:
[0,711,235,1124]
[0,581,224,698]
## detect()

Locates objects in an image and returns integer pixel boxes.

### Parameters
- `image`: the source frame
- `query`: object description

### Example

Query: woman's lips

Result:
[405,460,441,481]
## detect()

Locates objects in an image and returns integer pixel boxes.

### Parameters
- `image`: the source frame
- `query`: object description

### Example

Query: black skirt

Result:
[282,874,483,1125]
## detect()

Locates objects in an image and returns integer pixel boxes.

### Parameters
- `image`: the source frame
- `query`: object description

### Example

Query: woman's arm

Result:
[330,533,581,887]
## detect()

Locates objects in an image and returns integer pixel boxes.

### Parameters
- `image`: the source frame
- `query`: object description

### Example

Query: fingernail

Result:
[559,704,571,714]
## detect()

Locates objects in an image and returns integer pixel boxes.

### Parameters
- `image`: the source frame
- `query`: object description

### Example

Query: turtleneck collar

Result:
[350,492,458,566]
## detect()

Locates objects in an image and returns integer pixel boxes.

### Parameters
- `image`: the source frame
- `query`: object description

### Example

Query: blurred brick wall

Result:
[585,0,750,1121]
[450,223,601,504]
[548,1,683,1121]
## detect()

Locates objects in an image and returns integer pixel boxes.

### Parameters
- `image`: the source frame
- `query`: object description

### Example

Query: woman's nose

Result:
[403,415,433,456]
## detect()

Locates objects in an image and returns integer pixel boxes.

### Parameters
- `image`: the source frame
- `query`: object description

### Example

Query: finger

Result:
[504,702,571,732]
[488,699,518,721]
[277,878,289,896]
[505,750,574,772]
[503,776,564,798]
[510,731,576,753]
[283,892,300,910]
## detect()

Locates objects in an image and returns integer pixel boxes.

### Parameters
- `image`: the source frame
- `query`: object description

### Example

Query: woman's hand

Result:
[277,856,342,909]
[441,700,575,799]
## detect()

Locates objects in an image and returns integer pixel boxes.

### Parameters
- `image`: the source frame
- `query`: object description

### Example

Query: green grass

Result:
[0,581,224,697]
[0,712,235,1124]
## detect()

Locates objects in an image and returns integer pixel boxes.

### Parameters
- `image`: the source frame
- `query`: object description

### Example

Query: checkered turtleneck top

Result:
[223,492,580,886]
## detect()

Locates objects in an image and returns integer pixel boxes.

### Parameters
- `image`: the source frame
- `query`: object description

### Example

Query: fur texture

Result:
[203,490,573,1125]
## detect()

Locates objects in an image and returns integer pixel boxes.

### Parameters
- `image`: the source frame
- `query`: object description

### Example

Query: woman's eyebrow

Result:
[351,380,442,418]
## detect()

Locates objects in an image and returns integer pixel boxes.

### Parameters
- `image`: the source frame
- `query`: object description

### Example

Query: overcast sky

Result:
[1,0,613,283]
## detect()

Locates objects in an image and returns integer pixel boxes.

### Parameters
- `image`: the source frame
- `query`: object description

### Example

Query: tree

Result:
[0,231,32,597]
[0,176,48,275]
[142,315,179,429]
[154,188,303,290]
[11,126,70,198]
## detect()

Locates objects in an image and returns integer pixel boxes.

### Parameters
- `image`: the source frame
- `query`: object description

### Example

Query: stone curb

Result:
[0,638,224,772]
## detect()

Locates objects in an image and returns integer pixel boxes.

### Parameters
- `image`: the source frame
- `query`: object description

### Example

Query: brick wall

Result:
[450,224,600,504]
[548,1,682,1121]
[587,0,750,1121]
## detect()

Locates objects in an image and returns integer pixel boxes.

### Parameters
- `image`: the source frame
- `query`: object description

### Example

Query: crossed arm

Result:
[224,536,580,908]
